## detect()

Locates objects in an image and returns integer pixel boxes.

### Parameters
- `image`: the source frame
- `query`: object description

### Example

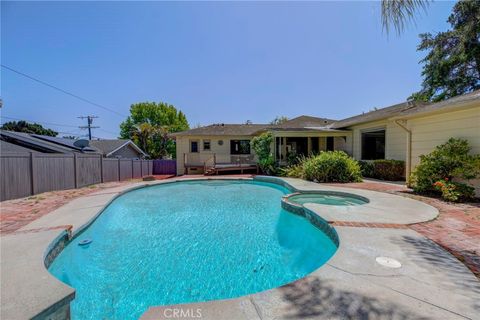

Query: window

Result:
[203,140,211,151]
[190,140,199,153]
[230,140,250,155]
[361,130,385,160]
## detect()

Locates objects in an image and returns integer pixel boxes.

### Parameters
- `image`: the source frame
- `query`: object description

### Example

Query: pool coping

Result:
[3,176,479,320]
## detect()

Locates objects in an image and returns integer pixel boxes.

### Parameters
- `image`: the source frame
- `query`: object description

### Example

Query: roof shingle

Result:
[330,102,425,129]
[89,139,131,155]
[171,124,269,136]
[270,115,336,130]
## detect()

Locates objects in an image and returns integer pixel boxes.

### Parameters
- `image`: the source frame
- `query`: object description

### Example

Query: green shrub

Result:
[281,155,307,178]
[409,138,480,201]
[251,132,277,175]
[359,160,374,177]
[359,160,405,180]
[258,155,277,176]
[302,151,362,183]
[286,151,300,166]
[373,160,405,181]
[281,162,304,178]
[433,179,475,202]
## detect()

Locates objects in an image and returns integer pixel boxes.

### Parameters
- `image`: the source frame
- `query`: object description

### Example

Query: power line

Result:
[1,64,127,118]
[0,115,79,128]
[0,115,118,138]
[57,130,84,136]
[78,115,99,140]
[97,128,119,135]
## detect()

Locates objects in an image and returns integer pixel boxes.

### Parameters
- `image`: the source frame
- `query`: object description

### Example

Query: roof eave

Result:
[391,94,480,121]
[105,140,147,157]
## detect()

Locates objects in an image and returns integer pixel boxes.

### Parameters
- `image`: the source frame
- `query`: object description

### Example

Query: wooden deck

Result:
[209,163,259,175]
[185,162,259,175]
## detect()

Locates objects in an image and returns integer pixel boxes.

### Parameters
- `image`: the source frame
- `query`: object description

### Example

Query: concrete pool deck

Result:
[1,176,479,319]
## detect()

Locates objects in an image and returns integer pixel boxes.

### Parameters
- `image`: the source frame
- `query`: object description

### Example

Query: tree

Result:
[119,102,189,159]
[251,132,276,175]
[381,0,430,35]
[410,1,480,102]
[130,122,156,153]
[1,120,58,136]
[270,116,289,125]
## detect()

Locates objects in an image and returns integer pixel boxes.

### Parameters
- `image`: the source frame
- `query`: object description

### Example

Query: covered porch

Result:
[272,131,352,165]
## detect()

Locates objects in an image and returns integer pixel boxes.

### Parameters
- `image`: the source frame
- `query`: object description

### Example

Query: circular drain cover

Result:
[376,256,402,268]
[78,239,92,246]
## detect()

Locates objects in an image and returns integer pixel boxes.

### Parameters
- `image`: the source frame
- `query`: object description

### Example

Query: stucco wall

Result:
[349,120,407,161]
[175,135,256,175]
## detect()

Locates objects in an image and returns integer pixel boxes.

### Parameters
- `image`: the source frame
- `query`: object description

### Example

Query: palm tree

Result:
[381,0,431,34]
[131,122,156,154]
[130,123,174,159]
[152,125,172,159]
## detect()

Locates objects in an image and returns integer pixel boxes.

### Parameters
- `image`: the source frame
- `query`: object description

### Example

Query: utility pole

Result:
[78,115,99,140]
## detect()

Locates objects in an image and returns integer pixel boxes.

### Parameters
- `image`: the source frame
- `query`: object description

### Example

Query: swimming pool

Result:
[49,180,338,320]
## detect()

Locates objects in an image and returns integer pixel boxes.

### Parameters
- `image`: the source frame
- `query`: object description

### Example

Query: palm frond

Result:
[382,0,431,35]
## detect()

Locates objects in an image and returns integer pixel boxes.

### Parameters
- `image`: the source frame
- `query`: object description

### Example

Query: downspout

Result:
[394,119,412,180]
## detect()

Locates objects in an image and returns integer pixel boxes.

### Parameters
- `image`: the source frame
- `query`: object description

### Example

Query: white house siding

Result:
[175,137,189,175]
[407,106,480,195]
[175,135,257,175]
[349,120,407,161]
[408,107,480,168]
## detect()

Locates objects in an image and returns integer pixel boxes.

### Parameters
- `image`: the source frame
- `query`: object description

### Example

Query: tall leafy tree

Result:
[411,1,480,102]
[1,120,58,136]
[119,102,189,159]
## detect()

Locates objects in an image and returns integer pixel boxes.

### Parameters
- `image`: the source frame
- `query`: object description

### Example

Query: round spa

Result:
[48,180,338,320]
[286,192,369,206]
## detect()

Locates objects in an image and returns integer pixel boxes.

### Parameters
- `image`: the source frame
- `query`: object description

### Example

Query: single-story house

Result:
[171,90,480,187]
[0,130,99,153]
[0,130,147,159]
[89,139,147,159]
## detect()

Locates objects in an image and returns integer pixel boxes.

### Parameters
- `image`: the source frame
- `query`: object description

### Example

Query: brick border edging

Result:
[329,221,408,229]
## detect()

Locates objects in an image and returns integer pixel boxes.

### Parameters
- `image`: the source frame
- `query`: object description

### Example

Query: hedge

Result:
[359,159,405,181]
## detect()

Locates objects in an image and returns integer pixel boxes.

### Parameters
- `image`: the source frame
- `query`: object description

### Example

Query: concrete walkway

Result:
[276,177,439,224]
[1,176,479,320]
[325,180,480,278]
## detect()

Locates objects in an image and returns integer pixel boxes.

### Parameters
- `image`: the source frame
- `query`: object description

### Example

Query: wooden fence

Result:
[0,153,153,201]
[152,159,177,175]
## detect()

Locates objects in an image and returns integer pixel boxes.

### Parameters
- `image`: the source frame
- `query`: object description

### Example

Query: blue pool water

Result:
[49,180,338,320]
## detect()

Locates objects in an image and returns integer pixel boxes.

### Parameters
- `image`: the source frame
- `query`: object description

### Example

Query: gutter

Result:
[394,119,412,179]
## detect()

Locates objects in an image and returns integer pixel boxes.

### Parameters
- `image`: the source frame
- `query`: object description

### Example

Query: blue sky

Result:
[1,1,454,139]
